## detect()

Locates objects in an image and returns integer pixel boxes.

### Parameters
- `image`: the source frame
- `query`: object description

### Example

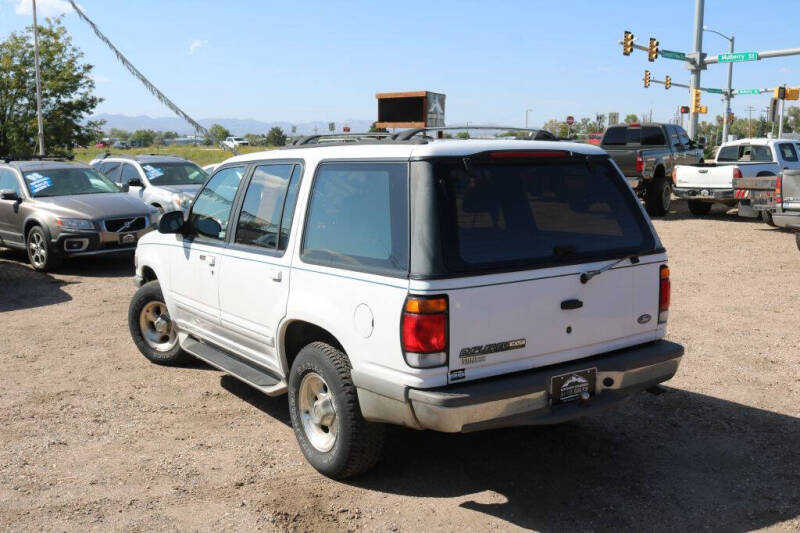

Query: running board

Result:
[182,337,287,396]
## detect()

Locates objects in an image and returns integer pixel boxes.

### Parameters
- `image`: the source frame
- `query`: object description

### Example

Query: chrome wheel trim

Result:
[662,183,671,211]
[138,301,177,352]
[28,231,47,268]
[298,372,338,452]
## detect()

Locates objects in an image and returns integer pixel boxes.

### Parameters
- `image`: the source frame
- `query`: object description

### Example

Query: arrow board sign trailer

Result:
[376,91,446,129]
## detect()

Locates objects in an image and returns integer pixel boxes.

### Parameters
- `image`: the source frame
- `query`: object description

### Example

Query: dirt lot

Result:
[1,201,799,532]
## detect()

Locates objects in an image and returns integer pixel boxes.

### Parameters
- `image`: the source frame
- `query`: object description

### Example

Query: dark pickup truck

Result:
[601,123,705,216]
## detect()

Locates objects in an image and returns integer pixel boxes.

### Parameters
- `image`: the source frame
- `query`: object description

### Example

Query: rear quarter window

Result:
[301,161,409,276]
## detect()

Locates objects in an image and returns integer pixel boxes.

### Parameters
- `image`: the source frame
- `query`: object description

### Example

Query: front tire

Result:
[288,342,384,479]
[26,225,61,272]
[128,280,190,365]
[688,200,712,216]
[645,176,671,216]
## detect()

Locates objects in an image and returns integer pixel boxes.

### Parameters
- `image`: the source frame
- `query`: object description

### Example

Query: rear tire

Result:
[26,225,61,272]
[688,200,712,216]
[288,341,384,479]
[128,280,190,365]
[762,210,777,227]
[645,176,671,216]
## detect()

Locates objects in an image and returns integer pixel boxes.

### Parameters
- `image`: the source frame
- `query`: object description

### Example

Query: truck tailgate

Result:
[674,165,734,189]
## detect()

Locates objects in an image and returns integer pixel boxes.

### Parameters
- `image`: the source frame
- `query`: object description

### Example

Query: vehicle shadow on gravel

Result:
[657,200,766,223]
[355,387,800,531]
[0,259,74,312]
[0,248,135,278]
[219,375,292,425]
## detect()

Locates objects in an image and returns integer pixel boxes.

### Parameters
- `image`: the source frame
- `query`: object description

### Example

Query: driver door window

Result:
[0,169,22,195]
[189,166,245,241]
[120,163,140,184]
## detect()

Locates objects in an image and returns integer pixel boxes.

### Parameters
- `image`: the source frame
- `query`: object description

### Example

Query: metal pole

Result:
[721,36,734,143]
[32,0,46,155]
[778,90,786,138]
[688,0,704,141]
[525,109,531,128]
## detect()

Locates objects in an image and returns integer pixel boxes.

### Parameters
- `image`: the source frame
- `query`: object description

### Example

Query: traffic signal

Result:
[648,38,659,62]
[699,106,708,114]
[680,106,690,114]
[769,98,778,121]
[665,76,671,90]
[644,70,651,88]
[623,31,634,56]
[728,112,734,124]
[777,86,787,99]
[786,87,800,101]
[691,89,702,113]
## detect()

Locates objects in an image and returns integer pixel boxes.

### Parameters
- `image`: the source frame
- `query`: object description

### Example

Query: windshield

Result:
[23,168,120,197]
[430,156,655,275]
[141,162,207,186]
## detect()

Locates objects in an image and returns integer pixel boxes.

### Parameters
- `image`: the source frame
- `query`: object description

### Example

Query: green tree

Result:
[206,123,230,145]
[245,133,265,146]
[0,17,102,155]
[130,129,155,147]
[266,126,287,146]
[110,128,130,141]
[456,131,470,139]
[368,121,387,133]
[623,114,638,124]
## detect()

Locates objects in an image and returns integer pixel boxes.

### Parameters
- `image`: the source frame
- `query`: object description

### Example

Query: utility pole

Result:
[687,0,705,141]
[746,105,756,137]
[32,0,46,155]
[525,108,532,128]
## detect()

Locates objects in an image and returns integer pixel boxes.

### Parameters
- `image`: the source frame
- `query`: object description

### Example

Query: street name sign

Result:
[736,89,761,95]
[661,49,686,61]
[718,52,758,63]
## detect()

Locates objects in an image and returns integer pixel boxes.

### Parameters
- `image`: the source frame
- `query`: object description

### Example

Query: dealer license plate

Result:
[550,368,596,405]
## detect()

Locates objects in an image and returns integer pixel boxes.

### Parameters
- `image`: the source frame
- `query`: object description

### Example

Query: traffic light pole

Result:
[687,0,705,141]
[722,36,734,143]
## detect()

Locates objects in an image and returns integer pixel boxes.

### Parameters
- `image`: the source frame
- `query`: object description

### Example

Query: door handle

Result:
[199,254,215,267]
[268,269,282,282]
[561,299,583,310]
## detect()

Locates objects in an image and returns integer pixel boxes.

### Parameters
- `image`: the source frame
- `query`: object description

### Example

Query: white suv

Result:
[128,135,683,478]
[92,155,208,214]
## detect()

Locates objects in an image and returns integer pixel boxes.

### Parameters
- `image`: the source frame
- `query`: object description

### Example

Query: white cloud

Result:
[778,67,790,73]
[188,39,207,55]
[15,0,74,17]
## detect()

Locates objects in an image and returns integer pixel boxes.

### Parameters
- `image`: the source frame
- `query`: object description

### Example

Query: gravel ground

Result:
[1,200,799,532]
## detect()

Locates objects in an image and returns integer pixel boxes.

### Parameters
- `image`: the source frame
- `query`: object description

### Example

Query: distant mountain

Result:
[90,113,374,136]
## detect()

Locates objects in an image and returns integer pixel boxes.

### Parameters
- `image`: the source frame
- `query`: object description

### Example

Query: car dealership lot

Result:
[1,201,799,532]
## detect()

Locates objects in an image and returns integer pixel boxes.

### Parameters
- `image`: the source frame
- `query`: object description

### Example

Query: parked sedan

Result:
[0,159,157,271]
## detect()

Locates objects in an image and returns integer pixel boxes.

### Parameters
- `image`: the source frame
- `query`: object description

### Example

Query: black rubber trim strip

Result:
[407,340,684,408]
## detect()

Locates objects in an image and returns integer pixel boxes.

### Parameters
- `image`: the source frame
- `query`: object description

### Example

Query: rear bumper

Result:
[673,187,734,201]
[354,340,683,433]
[772,211,800,229]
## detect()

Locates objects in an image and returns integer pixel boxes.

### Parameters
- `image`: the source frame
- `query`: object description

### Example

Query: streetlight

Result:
[525,108,532,128]
[704,25,734,144]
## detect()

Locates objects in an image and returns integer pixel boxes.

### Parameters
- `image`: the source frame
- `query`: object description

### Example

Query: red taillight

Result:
[671,167,677,184]
[636,154,644,173]
[775,174,783,203]
[489,150,568,159]
[401,296,448,368]
[732,167,743,179]
[659,265,670,324]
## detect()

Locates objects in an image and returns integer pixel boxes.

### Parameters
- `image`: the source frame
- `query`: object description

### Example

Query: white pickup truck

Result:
[672,138,800,216]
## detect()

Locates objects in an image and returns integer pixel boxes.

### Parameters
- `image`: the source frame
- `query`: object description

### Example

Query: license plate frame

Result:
[119,232,137,245]
[550,368,597,405]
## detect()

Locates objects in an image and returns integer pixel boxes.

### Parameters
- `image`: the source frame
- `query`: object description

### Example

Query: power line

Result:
[66,0,211,141]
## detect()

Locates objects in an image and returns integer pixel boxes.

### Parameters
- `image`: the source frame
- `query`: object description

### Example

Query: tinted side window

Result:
[717,146,740,161]
[751,145,772,162]
[234,164,296,251]
[302,162,408,276]
[120,163,140,183]
[189,166,245,241]
[601,127,626,145]
[778,143,798,162]
[641,126,666,145]
[677,129,691,147]
[0,169,22,194]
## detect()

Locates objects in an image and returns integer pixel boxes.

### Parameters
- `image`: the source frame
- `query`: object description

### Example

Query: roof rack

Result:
[0,154,75,163]
[291,132,396,146]
[391,125,557,141]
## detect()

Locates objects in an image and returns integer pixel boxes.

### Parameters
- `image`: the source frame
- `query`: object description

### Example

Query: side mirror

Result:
[127,177,144,188]
[0,189,20,201]
[118,183,130,192]
[158,210,185,234]
[697,136,707,147]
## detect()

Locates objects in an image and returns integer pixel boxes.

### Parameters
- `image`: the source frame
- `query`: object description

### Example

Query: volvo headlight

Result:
[56,218,95,230]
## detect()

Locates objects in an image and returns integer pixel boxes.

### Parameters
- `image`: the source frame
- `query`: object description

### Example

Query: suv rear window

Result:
[428,155,654,275]
[602,126,664,146]
[301,162,408,276]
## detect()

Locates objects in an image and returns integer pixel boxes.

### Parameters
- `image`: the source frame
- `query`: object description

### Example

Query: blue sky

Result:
[3,0,800,127]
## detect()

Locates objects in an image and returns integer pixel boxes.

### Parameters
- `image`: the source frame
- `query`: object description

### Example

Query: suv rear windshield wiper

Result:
[579,250,655,284]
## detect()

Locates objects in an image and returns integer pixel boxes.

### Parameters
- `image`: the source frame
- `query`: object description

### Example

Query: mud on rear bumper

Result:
[353,340,683,433]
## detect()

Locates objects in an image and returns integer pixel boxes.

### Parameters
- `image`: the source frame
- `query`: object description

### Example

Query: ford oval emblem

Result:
[637,314,652,324]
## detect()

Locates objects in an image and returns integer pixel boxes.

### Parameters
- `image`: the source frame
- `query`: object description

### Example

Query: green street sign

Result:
[718,51,758,63]
[661,49,686,61]
[705,88,724,94]
[736,89,760,95]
